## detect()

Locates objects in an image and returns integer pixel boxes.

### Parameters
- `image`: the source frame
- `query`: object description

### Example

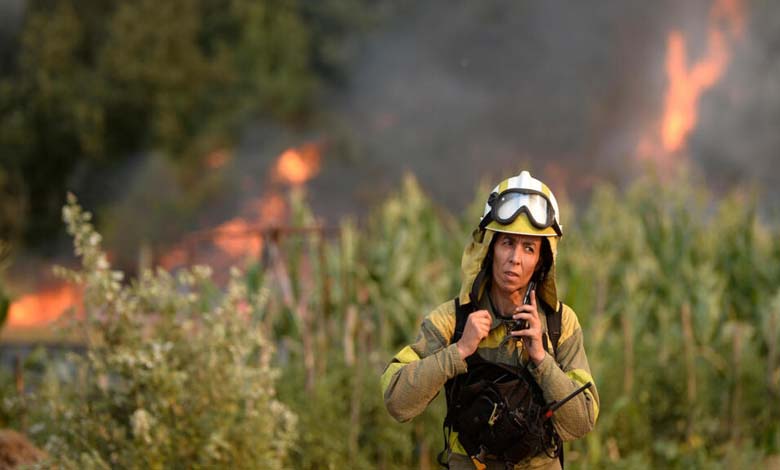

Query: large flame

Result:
[639,0,744,172]
[661,0,744,153]
[7,284,82,328]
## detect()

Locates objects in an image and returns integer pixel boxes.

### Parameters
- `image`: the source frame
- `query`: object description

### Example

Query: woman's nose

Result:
[509,246,523,264]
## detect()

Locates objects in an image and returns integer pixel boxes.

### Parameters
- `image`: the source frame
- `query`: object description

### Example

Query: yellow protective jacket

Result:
[381,229,599,470]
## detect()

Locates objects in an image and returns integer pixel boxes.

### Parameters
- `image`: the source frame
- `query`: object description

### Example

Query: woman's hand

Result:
[456,310,492,360]
[511,290,546,365]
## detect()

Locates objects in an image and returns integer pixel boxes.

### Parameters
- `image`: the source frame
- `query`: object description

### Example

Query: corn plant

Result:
[11,173,780,469]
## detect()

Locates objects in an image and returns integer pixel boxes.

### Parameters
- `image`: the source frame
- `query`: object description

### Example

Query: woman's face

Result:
[491,232,542,298]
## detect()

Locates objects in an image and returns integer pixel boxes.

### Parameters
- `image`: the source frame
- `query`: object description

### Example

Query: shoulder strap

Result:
[542,301,563,358]
[451,297,474,344]
[543,301,564,469]
[439,297,475,468]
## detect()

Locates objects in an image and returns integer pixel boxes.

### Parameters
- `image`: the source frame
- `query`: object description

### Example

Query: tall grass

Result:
[4,174,780,468]
[267,174,780,469]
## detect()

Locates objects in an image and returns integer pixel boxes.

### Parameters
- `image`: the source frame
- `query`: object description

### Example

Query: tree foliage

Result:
[0,0,375,246]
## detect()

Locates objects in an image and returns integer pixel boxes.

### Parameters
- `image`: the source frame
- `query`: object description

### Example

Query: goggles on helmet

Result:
[479,188,562,236]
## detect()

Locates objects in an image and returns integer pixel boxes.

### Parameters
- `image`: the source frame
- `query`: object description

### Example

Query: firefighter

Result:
[381,171,598,469]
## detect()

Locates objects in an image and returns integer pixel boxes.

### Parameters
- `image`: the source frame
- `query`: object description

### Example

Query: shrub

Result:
[22,194,295,469]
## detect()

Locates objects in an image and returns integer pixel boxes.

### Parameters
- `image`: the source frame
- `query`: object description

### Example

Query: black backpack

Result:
[438,298,564,468]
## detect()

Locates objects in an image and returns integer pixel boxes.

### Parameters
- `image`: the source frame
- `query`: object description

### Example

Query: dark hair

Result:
[535,237,553,283]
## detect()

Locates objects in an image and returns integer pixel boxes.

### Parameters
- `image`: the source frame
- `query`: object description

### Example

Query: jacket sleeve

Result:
[380,302,467,423]
[528,303,600,441]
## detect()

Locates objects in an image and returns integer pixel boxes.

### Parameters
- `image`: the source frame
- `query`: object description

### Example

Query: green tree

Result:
[0,0,377,248]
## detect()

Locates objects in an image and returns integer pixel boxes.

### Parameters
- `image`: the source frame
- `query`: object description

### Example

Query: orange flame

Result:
[273,144,321,185]
[639,0,744,173]
[14,143,324,327]
[7,284,82,328]
[252,193,287,224]
[212,218,263,259]
[157,142,322,271]
[661,0,743,152]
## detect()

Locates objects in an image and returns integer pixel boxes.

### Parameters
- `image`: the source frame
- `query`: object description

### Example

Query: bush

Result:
[19,194,295,469]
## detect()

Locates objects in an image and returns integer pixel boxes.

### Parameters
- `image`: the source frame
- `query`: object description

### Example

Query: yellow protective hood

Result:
[457,227,560,310]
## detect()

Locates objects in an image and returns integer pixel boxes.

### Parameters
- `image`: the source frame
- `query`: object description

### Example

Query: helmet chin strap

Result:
[478,210,493,231]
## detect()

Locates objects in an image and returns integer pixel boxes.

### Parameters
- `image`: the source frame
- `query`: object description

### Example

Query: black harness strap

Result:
[437,298,475,468]
[543,301,563,358]
[542,301,565,469]
[452,297,473,343]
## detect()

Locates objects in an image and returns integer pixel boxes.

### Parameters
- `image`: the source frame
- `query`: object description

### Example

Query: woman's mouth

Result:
[504,271,520,279]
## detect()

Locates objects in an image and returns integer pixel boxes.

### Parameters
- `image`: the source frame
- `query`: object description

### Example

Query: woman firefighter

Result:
[381,171,599,469]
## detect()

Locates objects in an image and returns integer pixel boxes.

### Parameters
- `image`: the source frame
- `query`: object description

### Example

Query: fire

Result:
[661,0,744,153]
[7,284,82,328]
[11,142,324,329]
[158,142,323,269]
[252,193,287,224]
[273,144,321,185]
[212,218,263,259]
[639,0,745,172]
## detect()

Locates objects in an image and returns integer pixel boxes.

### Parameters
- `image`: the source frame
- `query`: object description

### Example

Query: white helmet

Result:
[479,170,562,237]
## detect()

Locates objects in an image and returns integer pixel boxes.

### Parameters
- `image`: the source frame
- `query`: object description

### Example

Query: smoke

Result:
[25,0,780,270]
[0,0,24,72]
[691,1,780,200]
[304,0,780,218]
[314,0,678,214]
[9,0,780,322]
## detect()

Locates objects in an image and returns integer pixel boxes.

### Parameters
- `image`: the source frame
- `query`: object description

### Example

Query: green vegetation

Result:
[0,0,378,246]
[2,2,778,467]
[7,195,296,468]
[2,174,779,468]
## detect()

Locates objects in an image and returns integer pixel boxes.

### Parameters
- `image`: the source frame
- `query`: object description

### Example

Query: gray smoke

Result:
[82,0,780,268]
[298,0,780,220]
[691,2,780,199]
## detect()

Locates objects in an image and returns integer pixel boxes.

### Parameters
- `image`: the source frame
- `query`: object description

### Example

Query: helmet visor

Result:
[492,189,554,228]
